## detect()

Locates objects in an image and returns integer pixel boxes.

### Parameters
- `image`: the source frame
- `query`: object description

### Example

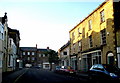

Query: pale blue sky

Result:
[0,0,103,51]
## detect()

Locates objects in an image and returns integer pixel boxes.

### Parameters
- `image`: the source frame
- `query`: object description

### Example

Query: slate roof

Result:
[20,47,37,51]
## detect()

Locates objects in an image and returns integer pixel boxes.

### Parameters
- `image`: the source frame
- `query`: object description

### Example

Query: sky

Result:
[0,0,104,51]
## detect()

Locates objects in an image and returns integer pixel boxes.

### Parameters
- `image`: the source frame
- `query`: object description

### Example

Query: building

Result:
[0,18,4,80]
[114,1,120,68]
[69,0,120,71]
[20,46,52,69]
[20,47,37,67]
[0,13,21,72]
[7,38,17,71]
[0,13,8,72]
[8,27,21,70]
[58,41,70,67]
[37,48,50,69]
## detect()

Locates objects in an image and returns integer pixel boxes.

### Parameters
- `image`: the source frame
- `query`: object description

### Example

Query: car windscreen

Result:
[103,65,120,73]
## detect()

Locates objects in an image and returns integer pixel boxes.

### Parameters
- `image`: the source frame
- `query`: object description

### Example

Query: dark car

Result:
[88,64,120,82]
[60,66,76,75]
[54,66,62,73]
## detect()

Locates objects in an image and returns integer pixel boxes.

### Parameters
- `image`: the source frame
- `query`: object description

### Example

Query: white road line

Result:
[13,69,28,83]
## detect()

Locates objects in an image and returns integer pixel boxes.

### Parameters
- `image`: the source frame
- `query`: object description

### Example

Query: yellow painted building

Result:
[69,0,119,71]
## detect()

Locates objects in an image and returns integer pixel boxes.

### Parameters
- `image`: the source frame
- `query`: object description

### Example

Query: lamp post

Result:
[16,59,20,70]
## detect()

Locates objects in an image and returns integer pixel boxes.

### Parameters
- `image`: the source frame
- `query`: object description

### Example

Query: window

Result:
[78,41,82,51]
[32,57,35,60]
[27,52,30,55]
[39,54,41,57]
[32,52,35,55]
[43,54,45,57]
[78,28,81,36]
[100,10,105,23]
[23,52,25,55]
[73,44,75,53]
[88,19,92,30]
[28,57,30,60]
[63,51,67,55]
[89,35,93,47]
[101,29,106,45]
[72,32,75,40]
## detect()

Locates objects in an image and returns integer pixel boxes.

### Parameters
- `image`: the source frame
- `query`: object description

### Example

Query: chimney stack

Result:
[36,44,37,49]
[47,47,49,49]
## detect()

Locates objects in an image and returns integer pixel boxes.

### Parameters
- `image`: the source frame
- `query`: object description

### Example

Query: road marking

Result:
[13,69,28,83]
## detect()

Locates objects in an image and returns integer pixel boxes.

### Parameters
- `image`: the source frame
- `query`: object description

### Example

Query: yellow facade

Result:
[69,0,117,71]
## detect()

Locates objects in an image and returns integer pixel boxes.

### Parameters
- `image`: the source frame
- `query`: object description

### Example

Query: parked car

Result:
[54,66,62,73]
[60,66,76,75]
[88,64,120,82]
[33,65,41,69]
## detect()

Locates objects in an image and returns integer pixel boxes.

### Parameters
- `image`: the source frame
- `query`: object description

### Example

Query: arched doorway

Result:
[107,52,114,65]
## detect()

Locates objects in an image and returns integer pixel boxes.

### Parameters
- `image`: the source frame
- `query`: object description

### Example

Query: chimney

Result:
[47,47,49,49]
[36,44,37,49]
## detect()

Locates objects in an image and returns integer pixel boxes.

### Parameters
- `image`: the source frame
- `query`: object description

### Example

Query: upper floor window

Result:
[63,51,67,55]
[28,57,30,60]
[73,44,75,53]
[88,19,92,30]
[78,28,81,36]
[39,54,41,57]
[32,57,35,60]
[27,52,30,55]
[89,35,93,47]
[43,54,45,57]
[100,10,105,23]
[101,29,106,45]
[78,41,82,51]
[32,52,35,55]
[23,52,25,55]
[72,32,75,40]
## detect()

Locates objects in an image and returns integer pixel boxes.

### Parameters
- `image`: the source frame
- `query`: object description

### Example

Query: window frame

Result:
[89,35,93,48]
[100,10,105,23]
[88,19,92,30]
[100,29,106,45]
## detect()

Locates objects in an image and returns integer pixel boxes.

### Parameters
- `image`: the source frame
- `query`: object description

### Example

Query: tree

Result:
[47,50,59,71]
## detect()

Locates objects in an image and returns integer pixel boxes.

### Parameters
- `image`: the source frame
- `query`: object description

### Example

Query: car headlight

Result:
[110,73,117,77]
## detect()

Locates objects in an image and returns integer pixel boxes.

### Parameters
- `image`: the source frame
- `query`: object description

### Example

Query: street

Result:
[2,68,88,83]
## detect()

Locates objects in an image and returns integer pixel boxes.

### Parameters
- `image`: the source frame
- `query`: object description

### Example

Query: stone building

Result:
[58,41,70,68]
[69,0,120,71]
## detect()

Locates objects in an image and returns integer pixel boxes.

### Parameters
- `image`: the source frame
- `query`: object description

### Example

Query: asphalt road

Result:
[2,68,88,83]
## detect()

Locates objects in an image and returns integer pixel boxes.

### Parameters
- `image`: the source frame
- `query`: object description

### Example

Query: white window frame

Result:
[23,52,25,55]
[32,52,35,55]
[27,52,30,55]
[88,19,92,30]
[100,29,106,45]
[100,10,105,23]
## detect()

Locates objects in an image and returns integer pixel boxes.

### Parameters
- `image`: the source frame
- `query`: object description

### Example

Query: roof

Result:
[8,27,20,40]
[37,49,50,52]
[20,47,37,51]
[59,41,70,51]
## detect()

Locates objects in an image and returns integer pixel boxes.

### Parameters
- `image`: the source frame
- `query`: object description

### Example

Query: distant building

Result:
[58,41,70,67]
[20,47,37,67]
[37,48,50,69]
[20,46,51,69]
